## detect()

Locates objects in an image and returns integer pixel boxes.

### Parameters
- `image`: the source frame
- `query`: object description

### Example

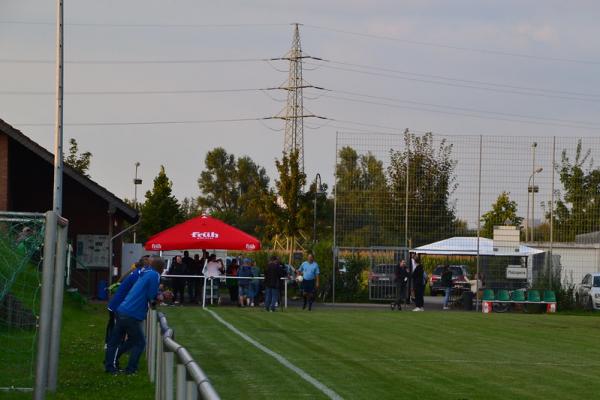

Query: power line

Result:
[329,89,600,127]
[326,60,600,100]
[302,24,600,65]
[0,87,284,96]
[0,57,271,65]
[323,93,600,131]
[15,117,268,127]
[308,62,600,103]
[0,20,289,28]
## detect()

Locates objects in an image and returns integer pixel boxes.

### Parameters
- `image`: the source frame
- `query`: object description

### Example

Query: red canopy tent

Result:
[144,215,261,251]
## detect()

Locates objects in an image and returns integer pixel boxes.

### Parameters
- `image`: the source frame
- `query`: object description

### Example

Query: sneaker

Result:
[390,302,396,311]
[443,306,450,310]
[412,307,420,312]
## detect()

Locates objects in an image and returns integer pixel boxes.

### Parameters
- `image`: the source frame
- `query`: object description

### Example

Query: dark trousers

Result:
[265,287,279,311]
[173,278,185,303]
[414,285,425,308]
[228,285,239,303]
[395,285,407,308]
[105,310,116,344]
[105,314,145,373]
[187,278,196,302]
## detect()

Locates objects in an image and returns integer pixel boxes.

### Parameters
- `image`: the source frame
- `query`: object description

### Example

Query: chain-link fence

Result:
[333,132,600,307]
[0,212,45,391]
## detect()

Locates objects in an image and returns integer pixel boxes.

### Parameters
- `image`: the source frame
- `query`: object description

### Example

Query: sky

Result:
[1,1,599,226]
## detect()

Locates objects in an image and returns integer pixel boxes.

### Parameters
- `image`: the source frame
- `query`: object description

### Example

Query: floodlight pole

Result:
[133,162,142,243]
[52,0,64,215]
[531,142,537,242]
[313,173,321,244]
[476,135,482,312]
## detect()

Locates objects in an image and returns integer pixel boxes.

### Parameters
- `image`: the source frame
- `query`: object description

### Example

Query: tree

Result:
[335,147,390,246]
[481,191,523,238]
[180,197,201,220]
[139,166,183,241]
[64,138,92,176]
[550,140,600,241]
[388,131,458,246]
[197,148,270,235]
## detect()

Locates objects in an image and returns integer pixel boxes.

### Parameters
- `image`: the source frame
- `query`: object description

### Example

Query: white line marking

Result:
[206,309,343,400]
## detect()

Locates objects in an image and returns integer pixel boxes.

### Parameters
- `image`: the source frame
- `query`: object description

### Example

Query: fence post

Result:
[176,363,187,400]
[155,331,163,400]
[164,350,175,400]
[47,219,68,391]
[284,278,288,310]
[186,378,198,400]
[210,278,214,305]
[148,309,157,382]
[34,211,57,400]
[202,276,207,309]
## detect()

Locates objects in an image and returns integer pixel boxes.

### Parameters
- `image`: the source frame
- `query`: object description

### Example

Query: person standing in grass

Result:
[237,258,253,307]
[264,255,284,312]
[105,256,149,347]
[411,255,426,312]
[298,253,320,311]
[105,255,164,375]
[169,255,186,305]
[391,259,409,311]
[441,265,453,310]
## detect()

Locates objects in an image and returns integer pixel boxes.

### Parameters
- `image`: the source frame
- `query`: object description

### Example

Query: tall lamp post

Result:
[527,167,543,242]
[133,162,142,243]
[313,173,322,244]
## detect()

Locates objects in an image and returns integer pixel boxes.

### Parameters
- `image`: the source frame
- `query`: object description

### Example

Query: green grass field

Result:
[3,298,154,400]
[165,307,600,400]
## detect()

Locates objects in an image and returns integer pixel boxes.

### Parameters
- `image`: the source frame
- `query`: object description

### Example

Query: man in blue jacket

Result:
[105,256,149,346]
[105,255,164,374]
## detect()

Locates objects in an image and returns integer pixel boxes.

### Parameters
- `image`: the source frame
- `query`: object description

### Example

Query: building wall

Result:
[530,242,600,286]
[0,133,9,210]
[7,135,127,297]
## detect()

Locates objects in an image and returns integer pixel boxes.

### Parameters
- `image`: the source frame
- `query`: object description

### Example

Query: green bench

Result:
[481,289,557,312]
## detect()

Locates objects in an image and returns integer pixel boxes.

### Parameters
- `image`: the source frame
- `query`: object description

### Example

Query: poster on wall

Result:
[76,234,109,268]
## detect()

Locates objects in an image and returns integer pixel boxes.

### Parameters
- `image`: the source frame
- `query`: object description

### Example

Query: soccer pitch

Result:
[165,307,600,400]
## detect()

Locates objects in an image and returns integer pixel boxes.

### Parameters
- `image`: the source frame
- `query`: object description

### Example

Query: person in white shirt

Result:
[203,254,224,304]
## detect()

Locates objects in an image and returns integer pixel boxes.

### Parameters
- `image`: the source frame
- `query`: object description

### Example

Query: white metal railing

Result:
[146,309,220,400]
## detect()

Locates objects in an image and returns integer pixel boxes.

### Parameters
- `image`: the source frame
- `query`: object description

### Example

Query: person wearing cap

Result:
[298,253,320,311]
[237,258,253,306]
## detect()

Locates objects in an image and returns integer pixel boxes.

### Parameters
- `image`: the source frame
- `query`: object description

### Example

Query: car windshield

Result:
[433,267,445,275]
[594,276,600,287]
[450,267,465,276]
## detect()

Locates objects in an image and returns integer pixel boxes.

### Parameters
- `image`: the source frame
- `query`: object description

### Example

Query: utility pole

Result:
[133,162,142,243]
[284,23,306,172]
[52,0,64,215]
[269,23,325,172]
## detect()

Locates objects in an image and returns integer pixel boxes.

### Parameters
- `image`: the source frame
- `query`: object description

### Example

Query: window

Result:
[593,276,600,288]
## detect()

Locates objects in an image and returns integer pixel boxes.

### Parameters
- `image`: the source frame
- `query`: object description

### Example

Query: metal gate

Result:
[368,247,408,300]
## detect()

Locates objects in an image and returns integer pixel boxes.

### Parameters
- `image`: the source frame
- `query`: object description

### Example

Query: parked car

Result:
[578,273,600,310]
[429,265,470,296]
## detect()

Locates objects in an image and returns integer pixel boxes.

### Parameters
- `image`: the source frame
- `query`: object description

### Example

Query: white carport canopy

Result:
[412,237,544,257]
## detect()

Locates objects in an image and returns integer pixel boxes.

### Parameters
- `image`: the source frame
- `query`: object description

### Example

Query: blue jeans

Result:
[265,287,279,311]
[105,313,145,373]
[443,287,452,307]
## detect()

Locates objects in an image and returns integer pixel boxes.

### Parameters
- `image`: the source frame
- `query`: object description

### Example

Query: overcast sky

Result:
[1,1,599,225]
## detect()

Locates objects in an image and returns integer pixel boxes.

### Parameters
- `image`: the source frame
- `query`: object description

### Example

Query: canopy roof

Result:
[412,237,544,257]
[144,215,261,251]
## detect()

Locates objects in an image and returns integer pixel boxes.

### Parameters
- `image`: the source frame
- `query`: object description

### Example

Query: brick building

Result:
[0,118,139,297]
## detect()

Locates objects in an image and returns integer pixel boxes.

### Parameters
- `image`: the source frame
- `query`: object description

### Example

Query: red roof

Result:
[144,215,261,251]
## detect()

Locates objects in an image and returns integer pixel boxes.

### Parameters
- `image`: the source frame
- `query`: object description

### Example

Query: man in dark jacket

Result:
[391,260,409,311]
[264,255,285,312]
[411,255,426,311]
[169,255,186,304]
[182,251,196,303]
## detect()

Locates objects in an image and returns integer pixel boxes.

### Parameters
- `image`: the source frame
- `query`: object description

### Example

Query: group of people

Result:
[167,250,212,304]
[391,254,427,312]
